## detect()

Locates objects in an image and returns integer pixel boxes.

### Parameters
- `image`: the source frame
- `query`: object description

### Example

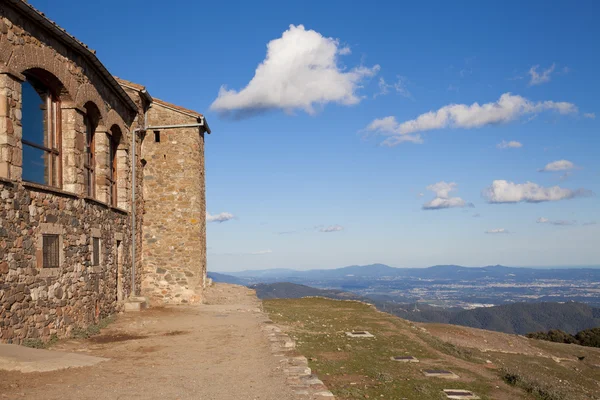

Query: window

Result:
[154,131,160,143]
[107,133,118,207]
[84,115,95,197]
[42,234,60,268]
[92,237,100,266]
[22,78,60,187]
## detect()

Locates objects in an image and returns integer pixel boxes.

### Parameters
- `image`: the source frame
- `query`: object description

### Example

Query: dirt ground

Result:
[0,284,297,400]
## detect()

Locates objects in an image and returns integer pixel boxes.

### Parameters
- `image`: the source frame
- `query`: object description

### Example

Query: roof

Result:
[114,77,146,92]
[6,0,137,112]
[115,77,204,118]
[153,98,204,119]
[114,77,210,134]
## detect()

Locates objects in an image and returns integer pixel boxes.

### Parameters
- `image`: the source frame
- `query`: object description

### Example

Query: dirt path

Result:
[0,284,297,400]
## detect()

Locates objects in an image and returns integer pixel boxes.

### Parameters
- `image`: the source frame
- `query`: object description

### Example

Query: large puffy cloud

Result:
[206,212,235,223]
[539,159,576,172]
[422,181,473,210]
[482,180,592,203]
[365,93,577,146]
[210,25,379,117]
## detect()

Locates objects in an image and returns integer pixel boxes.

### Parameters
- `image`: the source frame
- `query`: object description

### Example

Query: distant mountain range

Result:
[243,281,600,335]
[217,263,600,282]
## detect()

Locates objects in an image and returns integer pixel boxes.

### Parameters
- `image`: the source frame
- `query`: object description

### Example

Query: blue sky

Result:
[33,0,599,271]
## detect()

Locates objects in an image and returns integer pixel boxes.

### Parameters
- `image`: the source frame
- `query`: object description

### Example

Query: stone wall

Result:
[141,103,206,304]
[0,178,132,344]
[0,2,138,343]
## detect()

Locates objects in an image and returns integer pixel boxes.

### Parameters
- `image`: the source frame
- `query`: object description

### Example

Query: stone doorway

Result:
[116,240,123,302]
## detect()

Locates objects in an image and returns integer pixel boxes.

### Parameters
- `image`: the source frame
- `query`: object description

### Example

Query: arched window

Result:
[83,104,100,198]
[108,126,121,207]
[21,77,60,187]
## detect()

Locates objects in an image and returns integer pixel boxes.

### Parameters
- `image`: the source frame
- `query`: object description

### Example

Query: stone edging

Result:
[260,318,335,400]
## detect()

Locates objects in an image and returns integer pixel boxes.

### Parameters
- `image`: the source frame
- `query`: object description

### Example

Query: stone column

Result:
[94,125,109,203]
[61,104,85,195]
[0,68,24,180]
[116,146,129,210]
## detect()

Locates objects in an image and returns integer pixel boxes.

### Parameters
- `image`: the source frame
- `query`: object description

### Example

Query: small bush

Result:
[71,315,116,339]
[501,367,566,400]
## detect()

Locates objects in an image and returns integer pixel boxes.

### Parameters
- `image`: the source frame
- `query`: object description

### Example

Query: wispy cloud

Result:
[277,230,298,235]
[583,221,597,226]
[210,24,379,118]
[251,249,273,255]
[206,211,235,223]
[536,217,576,226]
[485,228,509,234]
[365,93,577,146]
[375,76,412,99]
[422,181,473,210]
[497,140,523,149]
[528,64,556,86]
[583,113,596,119]
[472,213,481,218]
[319,225,344,233]
[482,180,593,203]
[538,159,577,172]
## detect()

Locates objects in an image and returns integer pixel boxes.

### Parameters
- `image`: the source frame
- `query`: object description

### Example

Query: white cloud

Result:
[536,217,576,226]
[210,24,380,117]
[319,225,344,233]
[583,221,597,226]
[206,212,235,223]
[485,228,509,234]
[528,64,556,86]
[497,140,523,149]
[422,181,473,210]
[482,180,592,203]
[365,93,577,146]
[539,159,576,172]
[583,113,596,119]
[251,249,273,255]
[472,213,481,218]
[375,76,411,98]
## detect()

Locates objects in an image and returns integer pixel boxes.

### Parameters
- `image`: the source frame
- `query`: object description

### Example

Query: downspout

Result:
[130,106,148,297]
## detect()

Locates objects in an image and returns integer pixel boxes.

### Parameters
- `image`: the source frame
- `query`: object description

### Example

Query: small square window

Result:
[92,237,100,266]
[42,234,60,268]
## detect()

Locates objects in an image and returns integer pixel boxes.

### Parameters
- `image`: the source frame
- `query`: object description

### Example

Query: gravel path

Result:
[0,283,297,400]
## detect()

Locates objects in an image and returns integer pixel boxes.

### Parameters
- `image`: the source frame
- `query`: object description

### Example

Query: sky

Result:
[31,0,600,271]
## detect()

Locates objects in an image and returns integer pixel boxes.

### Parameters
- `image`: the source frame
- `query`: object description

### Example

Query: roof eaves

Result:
[7,0,138,112]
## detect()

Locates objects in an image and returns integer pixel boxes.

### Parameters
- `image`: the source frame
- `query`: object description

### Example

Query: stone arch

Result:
[75,83,108,123]
[105,109,128,146]
[21,67,72,102]
[10,47,74,103]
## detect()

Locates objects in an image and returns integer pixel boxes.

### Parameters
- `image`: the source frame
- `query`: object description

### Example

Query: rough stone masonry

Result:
[0,0,210,344]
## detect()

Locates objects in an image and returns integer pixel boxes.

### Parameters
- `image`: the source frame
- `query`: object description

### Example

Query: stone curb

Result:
[259,317,335,399]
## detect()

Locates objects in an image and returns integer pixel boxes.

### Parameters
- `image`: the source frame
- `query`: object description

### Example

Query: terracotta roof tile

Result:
[114,77,146,91]
[153,98,204,118]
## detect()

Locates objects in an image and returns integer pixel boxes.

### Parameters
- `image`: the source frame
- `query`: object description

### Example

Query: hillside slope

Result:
[252,282,600,335]
[263,297,600,400]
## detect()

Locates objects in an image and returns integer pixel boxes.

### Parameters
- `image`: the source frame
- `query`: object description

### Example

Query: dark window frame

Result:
[84,115,96,198]
[42,234,60,268]
[92,237,100,267]
[21,79,62,188]
[107,134,118,207]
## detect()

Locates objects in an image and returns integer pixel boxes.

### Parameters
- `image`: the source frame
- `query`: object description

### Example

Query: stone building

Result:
[0,0,210,343]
